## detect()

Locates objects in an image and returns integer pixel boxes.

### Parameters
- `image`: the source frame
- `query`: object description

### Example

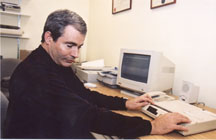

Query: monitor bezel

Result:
[117,49,162,93]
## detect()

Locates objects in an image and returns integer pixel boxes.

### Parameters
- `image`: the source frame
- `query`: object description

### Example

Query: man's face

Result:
[49,25,85,67]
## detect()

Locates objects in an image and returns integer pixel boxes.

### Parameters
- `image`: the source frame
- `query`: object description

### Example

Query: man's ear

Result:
[44,31,53,45]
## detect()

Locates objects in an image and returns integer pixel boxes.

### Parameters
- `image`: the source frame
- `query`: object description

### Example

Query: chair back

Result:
[1,91,9,138]
[0,58,21,79]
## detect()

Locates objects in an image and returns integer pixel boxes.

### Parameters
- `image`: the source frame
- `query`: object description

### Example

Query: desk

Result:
[90,83,216,139]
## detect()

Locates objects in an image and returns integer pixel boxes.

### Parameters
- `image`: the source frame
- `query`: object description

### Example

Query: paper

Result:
[80,59,104,70]
[81,59,104,67]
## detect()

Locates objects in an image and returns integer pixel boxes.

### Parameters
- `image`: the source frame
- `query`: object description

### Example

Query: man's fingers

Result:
[139,102,149,107]
[175,113,191,123]
[173,124,189,131]
[180,116,191,123]
[136,96,154,104]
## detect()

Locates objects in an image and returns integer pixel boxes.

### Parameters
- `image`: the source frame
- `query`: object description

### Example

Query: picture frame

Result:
[112,0,132,14]
[151,0,176,9]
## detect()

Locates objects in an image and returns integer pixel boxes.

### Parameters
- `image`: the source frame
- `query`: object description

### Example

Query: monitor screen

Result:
[121,53,151,83]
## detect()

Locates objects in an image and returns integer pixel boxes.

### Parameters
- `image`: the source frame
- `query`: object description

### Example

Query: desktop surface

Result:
[89,82,216,139]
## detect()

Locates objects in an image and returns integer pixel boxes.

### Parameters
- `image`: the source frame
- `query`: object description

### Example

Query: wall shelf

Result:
[0,11,30,17]
[0,34,29,39]
[0,0,30,59]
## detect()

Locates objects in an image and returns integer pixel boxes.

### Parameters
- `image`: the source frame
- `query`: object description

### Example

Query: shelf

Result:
[1,28,23,35]
[0,11,30,17]
[1,0,30,59]
[0,34,29,39]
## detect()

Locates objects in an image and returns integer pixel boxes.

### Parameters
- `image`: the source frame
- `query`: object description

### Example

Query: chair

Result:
[0,58,21,98]
[1,91,9,138]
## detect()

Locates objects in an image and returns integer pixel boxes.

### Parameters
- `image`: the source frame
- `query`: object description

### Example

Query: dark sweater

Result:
[4,45,151,139]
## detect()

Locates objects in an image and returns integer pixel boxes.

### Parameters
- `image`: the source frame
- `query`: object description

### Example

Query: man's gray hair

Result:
[41,9,87,42]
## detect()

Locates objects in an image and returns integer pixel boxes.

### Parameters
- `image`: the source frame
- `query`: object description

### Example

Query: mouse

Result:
[84,83,97,88]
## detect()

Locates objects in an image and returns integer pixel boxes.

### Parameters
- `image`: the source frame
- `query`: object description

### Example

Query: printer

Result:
[71,59,105,83]
[97,68,118,88]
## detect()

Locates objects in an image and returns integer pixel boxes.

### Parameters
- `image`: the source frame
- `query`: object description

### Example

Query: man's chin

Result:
[62,62,73,67]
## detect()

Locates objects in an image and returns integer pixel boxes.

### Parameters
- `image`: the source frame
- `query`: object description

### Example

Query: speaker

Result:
[179,81,199,103]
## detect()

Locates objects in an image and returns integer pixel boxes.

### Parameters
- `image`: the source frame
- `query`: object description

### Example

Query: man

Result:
[4,9,190,139]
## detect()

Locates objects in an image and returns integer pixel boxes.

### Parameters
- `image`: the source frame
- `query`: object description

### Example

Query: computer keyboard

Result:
[142,100,216,136]
[157,100,216,121]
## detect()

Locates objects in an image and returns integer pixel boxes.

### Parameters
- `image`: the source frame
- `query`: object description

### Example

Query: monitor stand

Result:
[120,89,144,98]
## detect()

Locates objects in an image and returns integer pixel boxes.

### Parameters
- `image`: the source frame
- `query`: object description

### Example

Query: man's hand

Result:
[150,112,191,135]
[125,94,154,110]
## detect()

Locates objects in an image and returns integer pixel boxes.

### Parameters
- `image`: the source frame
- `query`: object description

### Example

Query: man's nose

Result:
[71,47,79,58]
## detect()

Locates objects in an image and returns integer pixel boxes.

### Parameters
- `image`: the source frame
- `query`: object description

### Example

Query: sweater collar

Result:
[37,45,66,70]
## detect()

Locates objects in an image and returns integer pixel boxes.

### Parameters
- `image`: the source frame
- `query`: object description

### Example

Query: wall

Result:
[1,0,216,109]
[87,0,216,108]
[1,0,89,61]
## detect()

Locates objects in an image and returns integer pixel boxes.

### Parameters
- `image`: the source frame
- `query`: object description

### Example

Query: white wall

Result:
[1,0,89,61]
[87,0,216,108]
[1,0,216,109]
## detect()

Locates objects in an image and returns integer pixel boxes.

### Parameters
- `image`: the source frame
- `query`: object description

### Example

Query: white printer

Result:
[97,68,118,88]
[76,68,101,83]
[71,60,105,83]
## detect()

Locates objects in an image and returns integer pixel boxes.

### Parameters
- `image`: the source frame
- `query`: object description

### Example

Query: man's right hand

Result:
[150,112,191,135]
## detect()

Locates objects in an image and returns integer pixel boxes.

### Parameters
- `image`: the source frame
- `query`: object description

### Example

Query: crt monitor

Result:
[117,49,175,96]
